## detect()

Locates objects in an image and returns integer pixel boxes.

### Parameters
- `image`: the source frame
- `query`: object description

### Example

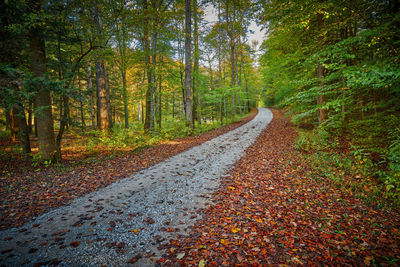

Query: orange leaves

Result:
[231,227,241,233]
[0,112,258,231]
[220,239,229,245]
[164,109,400,266]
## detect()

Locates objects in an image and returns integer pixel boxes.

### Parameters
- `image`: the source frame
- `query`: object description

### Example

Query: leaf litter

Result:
[0,111,257,230]
[165,109,400,266]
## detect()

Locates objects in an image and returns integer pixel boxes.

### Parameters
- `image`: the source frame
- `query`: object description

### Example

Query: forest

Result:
[259,0,400,206]
[0,0,400,265]
[1,0,400,216]
[1,0,261,162]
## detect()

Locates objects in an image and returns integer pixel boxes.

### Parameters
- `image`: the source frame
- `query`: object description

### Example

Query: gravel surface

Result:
[0,108,272,266]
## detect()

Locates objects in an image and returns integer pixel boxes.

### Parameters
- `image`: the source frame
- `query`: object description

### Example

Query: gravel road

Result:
[0,108,272,266]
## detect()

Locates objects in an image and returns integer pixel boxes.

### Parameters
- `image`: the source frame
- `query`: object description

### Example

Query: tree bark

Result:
[27,100,33,134]
[9,108,18,142]
[184,0,193,128]
[105,66,113,129]
[226,1,236,117]
[143,0,155,132]
[87,60,96,127]
[56,95,68,159]
[157,61,162,129]
[12,102,31,160]
[93,4,110,132]
[95,60,110,131]
[122,63,129,128]
[29,0,56,161]
[192,0,198,123]
[316,12,327,124]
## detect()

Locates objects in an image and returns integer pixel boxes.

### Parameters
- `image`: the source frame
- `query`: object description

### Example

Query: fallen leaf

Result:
[70,241,80,248]
[176,252,185,259]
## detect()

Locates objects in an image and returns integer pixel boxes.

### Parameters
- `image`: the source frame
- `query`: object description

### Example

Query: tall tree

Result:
[29,0,57,161]
[192,0,201,123]
[184,0,193,128]
[93,4,110,132]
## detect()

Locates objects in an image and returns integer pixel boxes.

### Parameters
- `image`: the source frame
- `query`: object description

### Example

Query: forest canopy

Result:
[259,0,400,205]
[0,0,261,161]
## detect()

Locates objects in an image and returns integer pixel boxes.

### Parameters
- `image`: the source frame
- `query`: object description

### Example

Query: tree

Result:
[29,0,57,161]
[184,0,193,128]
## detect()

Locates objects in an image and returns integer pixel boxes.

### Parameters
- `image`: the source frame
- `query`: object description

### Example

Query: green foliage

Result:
[260,0,400,206]
[85,127,148,151]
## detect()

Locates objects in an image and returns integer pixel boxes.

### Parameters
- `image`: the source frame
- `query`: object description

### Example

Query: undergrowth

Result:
[85,114,248,151]
[295,127,400,209]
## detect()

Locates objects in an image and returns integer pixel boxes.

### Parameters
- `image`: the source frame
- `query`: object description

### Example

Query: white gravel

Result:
[0,108,272,266]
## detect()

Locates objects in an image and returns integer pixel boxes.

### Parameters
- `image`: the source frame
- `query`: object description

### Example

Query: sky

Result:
[203,4,266,51]
[202,4,266,66]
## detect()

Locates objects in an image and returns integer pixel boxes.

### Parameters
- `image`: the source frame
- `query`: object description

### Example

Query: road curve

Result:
[0,108,273,266]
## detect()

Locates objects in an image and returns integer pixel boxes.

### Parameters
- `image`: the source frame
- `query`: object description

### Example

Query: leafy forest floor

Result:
[0,108,399,266]
[0,111,257,230]
[163,109,400,266]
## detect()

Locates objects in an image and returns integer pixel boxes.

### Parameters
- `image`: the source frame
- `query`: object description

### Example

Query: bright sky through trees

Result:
[203,4,266,49]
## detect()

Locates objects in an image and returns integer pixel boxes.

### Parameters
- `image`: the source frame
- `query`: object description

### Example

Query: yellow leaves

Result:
[231,227,241,233]
[228,186,235,190]
[291,256,303,264]
[198,259,205,267]
[364,256,373,266]
[220,239,229,245]
[255,218,262,223]
[128,229,139,234]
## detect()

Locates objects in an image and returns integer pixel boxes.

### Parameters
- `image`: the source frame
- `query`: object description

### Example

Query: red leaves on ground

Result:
[69,241,80,248]
[164,109,400,266]
[0,111,257,230]
[127,254,142,264]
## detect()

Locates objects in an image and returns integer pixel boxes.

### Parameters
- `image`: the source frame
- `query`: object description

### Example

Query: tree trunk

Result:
[87,60,96,127]
[157,63,162,129]
[12,103,31,160]
[244,68,250,112]
[56,95,68,159]
[138,100,142,121]
[5,108,10,131]
[29,2,56,161]
[122,63,129,128]
[217,1,222,82]
[80,100,85,129]
[316,12,327,124]
[143,0,155,132]
[9,109,18,142]
[27,100,33,134]
[184,0,193,128]
[95,60,110,131]
[192,0,199,123]
[105,66,112,129]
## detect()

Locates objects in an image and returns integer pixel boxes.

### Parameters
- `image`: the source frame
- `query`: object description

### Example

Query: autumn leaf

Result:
[220,239,229,245]
[176,252,185,259]
[231,227,241,233]
[70,241,80,247]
